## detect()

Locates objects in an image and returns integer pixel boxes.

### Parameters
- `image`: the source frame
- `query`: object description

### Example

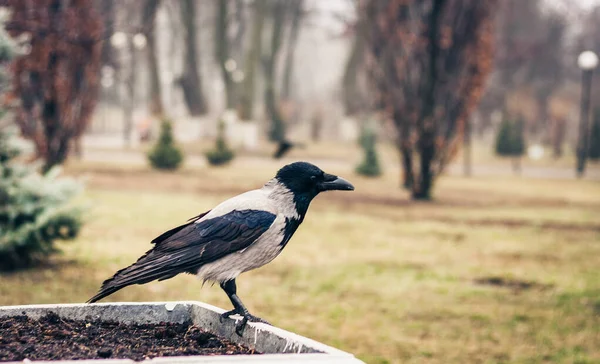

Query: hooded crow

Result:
[88,161,354,335]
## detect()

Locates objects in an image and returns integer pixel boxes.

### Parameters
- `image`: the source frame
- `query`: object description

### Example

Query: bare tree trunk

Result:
[40,6,69,173]
[263,0,287,142]
[216,0,235,109]
[512,157,521,174]
[99,0,115,68]
[239,0,265,120]
[401,146,414,189]
[342,14,365,116]
[281,0,303,101]
[532,91,552,145]
[552,117,565,158]
[73,137,83,159]
[231,0,246,64]
[123,41,137,148]
[464,116,472,176]
[412,137,435,199]
[41,96,70,173]
[577,69,594,178]
[11,0,102,173]
[42,128,70,173]
[310,109,323,141]
[363,0,496,199]
[412,0,446,200]
[164,1,182,108]
[179,0,207,116]
[97,0,118,113]
[143,0,163,117]
[395,111,414,189]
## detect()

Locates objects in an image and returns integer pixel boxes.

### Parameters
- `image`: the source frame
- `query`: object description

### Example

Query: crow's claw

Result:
[220,309,270,336]
[219,309,239,323]
[235,316,248,336]
[234,313,271,336]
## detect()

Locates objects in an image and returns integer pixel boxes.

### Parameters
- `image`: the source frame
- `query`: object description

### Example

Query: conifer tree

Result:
[0,131,83,271]
[356,127,382,177]
[205,120,235,166]
[495,116,526,173]
[495,118,513,156]
[148,120,184,170]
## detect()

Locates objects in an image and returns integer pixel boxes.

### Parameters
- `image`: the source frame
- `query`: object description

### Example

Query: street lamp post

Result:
[576,50,598,178]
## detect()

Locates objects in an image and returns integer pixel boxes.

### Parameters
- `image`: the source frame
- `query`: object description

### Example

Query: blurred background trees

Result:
[0,21,82,271]
[215,0,236,110]
[0,3,600,361]
[0,0,598,199]
[262,0,288,143]
[238,0,265,121]
[4,0,102,172]
[179,0,208,116]
[142,0,163,118]
[487,0,567,138]
[363,0,497,199]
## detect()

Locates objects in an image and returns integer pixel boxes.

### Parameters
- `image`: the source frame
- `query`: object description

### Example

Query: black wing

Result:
[150,210,211,245]
[88,209,276,303]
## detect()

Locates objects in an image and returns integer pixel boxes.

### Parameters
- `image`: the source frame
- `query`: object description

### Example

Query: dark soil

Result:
[0,312,259,361]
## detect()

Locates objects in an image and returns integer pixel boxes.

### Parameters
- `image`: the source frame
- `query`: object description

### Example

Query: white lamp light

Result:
[577,51,599,71]
[110,32,127,50]
[132,33,147,50]
[528,144,544,160]
[224,59,237,72]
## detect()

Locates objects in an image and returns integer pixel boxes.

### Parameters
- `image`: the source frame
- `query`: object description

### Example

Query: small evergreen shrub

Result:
[589,109,600,160]
[495,117,526,157]
[356,127,382,177]
[148,120,184,170]
[0,132,83,271]
[513,118,526,156]
[358,124,371,150]
[495,118,513,156]
[205,120,235,166]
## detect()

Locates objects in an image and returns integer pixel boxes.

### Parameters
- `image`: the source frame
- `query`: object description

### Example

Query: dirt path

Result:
[80,148,600,181]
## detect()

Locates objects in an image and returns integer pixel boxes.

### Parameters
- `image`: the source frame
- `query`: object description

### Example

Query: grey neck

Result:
[262,179,301,220]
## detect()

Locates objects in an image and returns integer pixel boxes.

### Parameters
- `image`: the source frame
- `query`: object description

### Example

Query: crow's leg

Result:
[219,279,270,335]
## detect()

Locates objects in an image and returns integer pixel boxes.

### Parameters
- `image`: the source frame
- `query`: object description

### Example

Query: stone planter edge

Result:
[0,301,364,364]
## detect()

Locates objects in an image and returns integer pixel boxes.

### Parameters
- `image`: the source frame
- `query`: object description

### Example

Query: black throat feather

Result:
[279,192,312,248]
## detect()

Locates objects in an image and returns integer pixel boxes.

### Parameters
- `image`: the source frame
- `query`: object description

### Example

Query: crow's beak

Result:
[320,174,355,191]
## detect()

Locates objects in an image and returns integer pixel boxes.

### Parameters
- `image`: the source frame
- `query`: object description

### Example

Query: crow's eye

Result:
[310,175,317,181]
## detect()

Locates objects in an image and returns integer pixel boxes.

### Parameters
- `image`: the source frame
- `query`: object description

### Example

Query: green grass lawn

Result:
[1,164,599,363]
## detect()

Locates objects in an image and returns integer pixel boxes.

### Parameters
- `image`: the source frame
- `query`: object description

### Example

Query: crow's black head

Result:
[275,162,354,198]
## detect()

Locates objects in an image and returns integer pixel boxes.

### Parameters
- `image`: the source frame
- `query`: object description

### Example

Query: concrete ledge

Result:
[0,302,364,363]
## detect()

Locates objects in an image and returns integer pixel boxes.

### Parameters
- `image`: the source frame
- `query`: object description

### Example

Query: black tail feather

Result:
[87,248,180,303]
[87,261,145,303]
[87,283,126,303]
